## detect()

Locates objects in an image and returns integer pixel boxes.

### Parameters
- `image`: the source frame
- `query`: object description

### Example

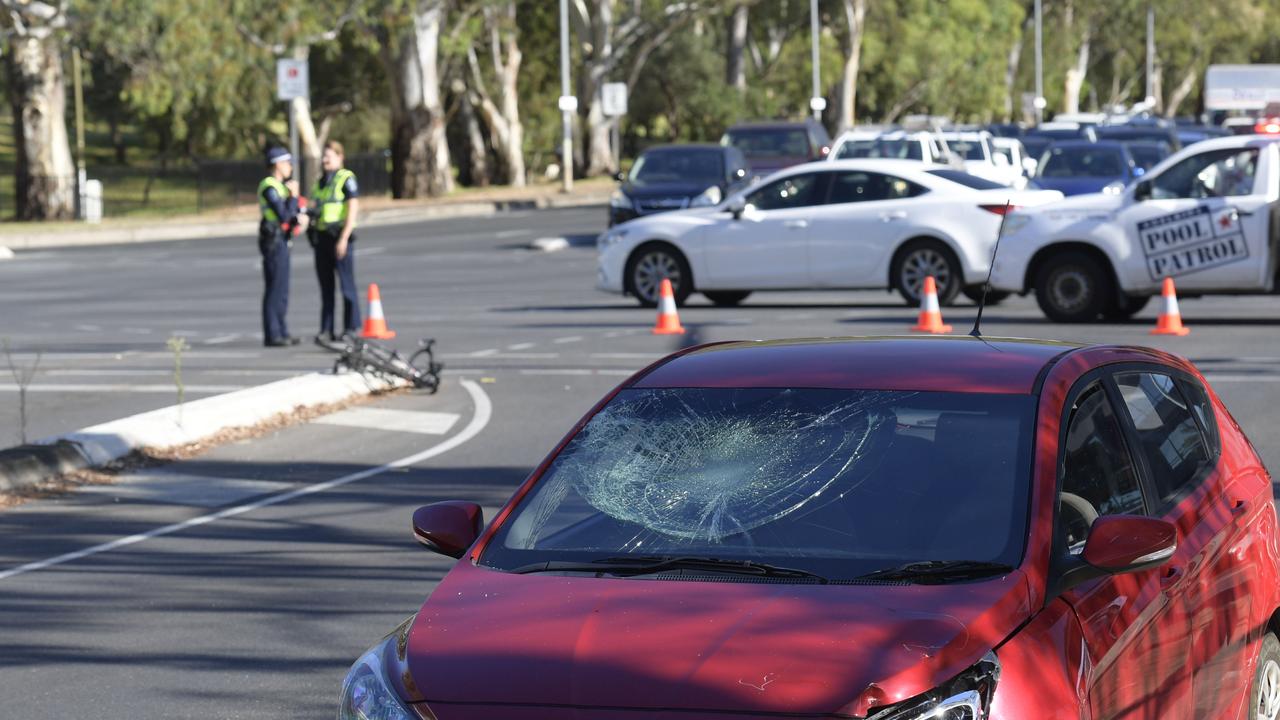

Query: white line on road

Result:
[74,324,102,332]
[469,348,499,357]
[314,408,460,435]
[507,342,535,350]
[203,333,242,345]
[552,336,583,344]
[494,229,532,238]
[0,379,492,582]
[590,353,662,359]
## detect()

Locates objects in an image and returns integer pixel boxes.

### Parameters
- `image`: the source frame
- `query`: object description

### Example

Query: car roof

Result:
[642,143,726,153]
[631,337,1082,395]
[727,120,818,130]
[1048,140,1126,150]
[820,158,936,173]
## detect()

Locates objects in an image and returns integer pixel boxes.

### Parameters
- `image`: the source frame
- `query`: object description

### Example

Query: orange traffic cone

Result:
[1150,277,1189,336]
[360,283,398,339]
[911,276,952,334]
[652,278,686,335]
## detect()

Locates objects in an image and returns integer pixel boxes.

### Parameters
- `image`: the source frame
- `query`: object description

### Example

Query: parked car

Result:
[595,159,1062,308]
[1023,123,1098,162]
[830,129,950,164]
[939,131,1020,186]
[1095,123,1183,151]
[608,144,750,227]
[1177,125,1231,146]
[1032,140,1140,196]
[720,119,831,178]
[341,335,1280,720]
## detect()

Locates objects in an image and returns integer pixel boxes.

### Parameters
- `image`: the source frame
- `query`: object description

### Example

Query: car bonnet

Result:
[406,561,1034,716]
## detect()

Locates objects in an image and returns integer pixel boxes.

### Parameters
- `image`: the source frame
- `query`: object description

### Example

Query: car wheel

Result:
[1034,251,1113,323]
[626,244,692,308]
[703,291,751,307]
[1250,633,1280,720]
[961,286,1011,305]
[1102,294,1152,320]
[894,241,963,306]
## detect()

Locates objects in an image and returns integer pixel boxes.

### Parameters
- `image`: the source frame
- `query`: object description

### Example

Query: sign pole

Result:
[559,0,574,193]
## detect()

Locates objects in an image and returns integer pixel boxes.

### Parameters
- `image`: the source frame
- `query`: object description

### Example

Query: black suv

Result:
[609,144,750,227]
[719,118,831,179]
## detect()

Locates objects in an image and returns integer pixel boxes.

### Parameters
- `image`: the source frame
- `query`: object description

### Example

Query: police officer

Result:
[258,146,307,347]
[309,140,361,343]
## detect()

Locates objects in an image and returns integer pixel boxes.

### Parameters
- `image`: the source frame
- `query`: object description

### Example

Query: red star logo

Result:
[1220,214,1234,229]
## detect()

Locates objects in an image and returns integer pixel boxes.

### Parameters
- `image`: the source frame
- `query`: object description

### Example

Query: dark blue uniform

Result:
[259,181,298,345]
[311,170,361,338]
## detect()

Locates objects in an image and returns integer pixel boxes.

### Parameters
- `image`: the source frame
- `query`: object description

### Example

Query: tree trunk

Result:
[384,0,453,199]
[459,90,489,187]
[6,32,75,220]
[466,1,525,186]
[725,3,748,91]
[834,0,866,133]
[286,47,324,191]
[1004,14,1031,122]
[1063,32,1090,115]
[1165,64,1199,119]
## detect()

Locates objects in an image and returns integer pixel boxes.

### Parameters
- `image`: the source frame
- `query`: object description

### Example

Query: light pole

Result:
[1145,3,1156,108]
[558,0,575,193]
[809,0,825,120]
[1034,0,1044,124]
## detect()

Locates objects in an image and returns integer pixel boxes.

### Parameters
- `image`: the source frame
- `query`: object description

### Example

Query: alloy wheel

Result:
[900,248,953,301]
[1048,269,1092,314]
[1258,658,1280,720]
[632,250,682,305]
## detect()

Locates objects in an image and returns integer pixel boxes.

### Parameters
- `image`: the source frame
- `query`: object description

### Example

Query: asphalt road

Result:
[1,206,1280,717]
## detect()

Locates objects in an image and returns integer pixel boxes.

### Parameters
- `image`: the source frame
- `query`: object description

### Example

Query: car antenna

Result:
[970,200,1012,338]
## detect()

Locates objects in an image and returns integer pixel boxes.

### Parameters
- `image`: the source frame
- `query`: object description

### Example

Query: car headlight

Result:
[338,619,429,720]
[867,652,999,720]
[689,186,723,207]
[597,227,628,250]
[1102,181,1126,195]
[610,189,632,209]
[999,213,1031,236]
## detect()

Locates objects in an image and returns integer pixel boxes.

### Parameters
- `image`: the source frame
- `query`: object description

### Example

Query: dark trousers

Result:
[313,230,360,336]
[259,227,291,343]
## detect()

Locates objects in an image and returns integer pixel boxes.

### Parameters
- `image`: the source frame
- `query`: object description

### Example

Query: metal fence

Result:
[0,151,391,220]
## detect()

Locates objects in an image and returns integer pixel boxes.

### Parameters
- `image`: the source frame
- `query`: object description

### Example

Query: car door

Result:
[1055,380,1194,720]
[807,171,928,287]
[1110,370,1254,717]
[1115,146,1271,292]
[702,172,825,289]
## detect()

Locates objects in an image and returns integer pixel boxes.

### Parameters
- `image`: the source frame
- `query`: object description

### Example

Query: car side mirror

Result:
[727,196,746,220]
[412,501,484,559]
[614,171,626,183]
[1051,514,1177,597]
[1133,179,1153,202]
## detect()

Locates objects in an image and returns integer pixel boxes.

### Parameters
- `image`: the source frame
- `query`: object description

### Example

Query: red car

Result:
[339,337,1280,720]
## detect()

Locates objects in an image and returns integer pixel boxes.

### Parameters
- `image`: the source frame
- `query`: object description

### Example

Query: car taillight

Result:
[1254,119,1280,134]
[979,204,1022,215]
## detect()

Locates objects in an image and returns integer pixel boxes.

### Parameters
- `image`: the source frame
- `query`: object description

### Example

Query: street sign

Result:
[602,83,628,117]
[276,59,309,102]
[558,95,579,112]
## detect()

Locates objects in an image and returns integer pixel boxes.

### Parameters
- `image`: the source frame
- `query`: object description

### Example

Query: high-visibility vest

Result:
[311,168,356,231]
[258,176,289,222]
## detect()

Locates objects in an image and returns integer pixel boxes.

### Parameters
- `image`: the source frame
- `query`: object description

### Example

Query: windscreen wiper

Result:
[511,555,828,583]
[856,559,1014,583]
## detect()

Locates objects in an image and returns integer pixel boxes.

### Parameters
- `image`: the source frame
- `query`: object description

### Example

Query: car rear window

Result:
[926,169,1006,190]
[1114,372,1211,504]
[1038,147,1125,177]
[480,387,1034,580]
[835,139,924,161]
[722,128,811,159]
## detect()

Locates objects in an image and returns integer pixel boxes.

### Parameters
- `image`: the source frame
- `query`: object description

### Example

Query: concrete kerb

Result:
[0,192,611,251]
[0,370,403,494]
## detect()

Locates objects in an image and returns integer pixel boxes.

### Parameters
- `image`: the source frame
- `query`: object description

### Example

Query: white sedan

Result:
[596,159,1064,307]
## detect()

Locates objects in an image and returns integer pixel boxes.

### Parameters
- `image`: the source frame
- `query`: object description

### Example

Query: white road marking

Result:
[469,348,499,357]
[495,229,532,239]
[45,369,171,377]
[0,379,492,582]
[203,333,241,345]
[553,336,583,344]
[0,383,246,393]
[590,353,662,359]
[313,407,460,435]
[359,246,386,257]
[74,324,102,332]
[122,327,154,335]
[520,369,592,376]
[441,352,559,360]
[507,342,535,350]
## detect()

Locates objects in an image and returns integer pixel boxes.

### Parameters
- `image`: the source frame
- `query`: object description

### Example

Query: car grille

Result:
[636,197,690,213]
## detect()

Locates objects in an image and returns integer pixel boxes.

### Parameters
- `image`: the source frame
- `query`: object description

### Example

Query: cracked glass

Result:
[481,388,1034,580]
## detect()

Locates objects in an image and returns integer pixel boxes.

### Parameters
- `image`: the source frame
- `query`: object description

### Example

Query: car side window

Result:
[1150,148,1259,200]
[745,173,822,211]
[826,172,927,204]
[1114,372,1211,504]
[1178,378,1221,455]
[1060,385,1146,552]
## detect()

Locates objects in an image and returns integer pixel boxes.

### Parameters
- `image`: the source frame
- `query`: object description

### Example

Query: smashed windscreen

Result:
[481,388,1033,580]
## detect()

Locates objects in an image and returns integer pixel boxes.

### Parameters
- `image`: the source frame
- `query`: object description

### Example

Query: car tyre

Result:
[626,243,693,308]
[1034,251,1113,323]
[1250,633,1280,720]
[703,291,752,307]
[1102,294,1152,320]
[961,286,1011,305]
[893,241,963,306]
